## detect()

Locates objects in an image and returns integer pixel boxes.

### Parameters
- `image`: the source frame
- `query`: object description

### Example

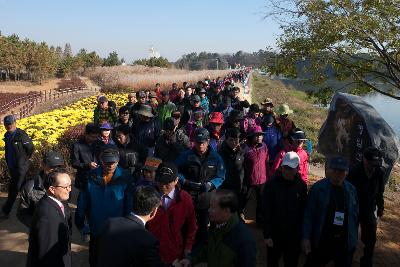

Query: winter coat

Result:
[93,106,118,125]
[154,130,190,162]
[71,138,97,188]
[4,128,34,182]
[244,143,269,186]
[147,187,197,264]
[218,142,245,195]
[75,166,131,237]
[263,171,307,244]
[175,147,226,210]
[192,213,256,267]
[263,125,283,163]
[303,178,359,251]
[116,136,148,173]
[157,101,177,127]
[132,118,161,148]
[347,164,385,220]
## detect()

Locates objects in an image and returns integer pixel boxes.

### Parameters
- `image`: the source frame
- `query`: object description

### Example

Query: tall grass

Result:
[85,65,230,92]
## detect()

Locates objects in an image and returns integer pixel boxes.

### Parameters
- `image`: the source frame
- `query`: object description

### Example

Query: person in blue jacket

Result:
[302,155,359,267]
[75,145,132,267]
[175,127,225,245]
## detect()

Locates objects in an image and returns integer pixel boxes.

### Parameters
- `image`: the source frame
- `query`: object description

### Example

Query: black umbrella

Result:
[318,92,399,184]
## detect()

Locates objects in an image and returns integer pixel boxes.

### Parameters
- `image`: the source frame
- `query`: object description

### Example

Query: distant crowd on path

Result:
[0,67,388,267]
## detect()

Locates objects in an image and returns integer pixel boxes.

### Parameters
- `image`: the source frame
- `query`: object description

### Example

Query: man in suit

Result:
[96,185,163,267]
[26,168,72,267]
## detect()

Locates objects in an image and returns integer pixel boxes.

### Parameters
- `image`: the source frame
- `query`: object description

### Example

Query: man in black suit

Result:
[96,186,163,267]
[26,168,72,267]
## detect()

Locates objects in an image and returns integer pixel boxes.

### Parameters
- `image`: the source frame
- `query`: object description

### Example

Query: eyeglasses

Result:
[121,112,129,115]
[54,184,72,190]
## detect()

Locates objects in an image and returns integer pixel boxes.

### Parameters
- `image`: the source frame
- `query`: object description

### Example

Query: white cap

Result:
[281,151,300,168]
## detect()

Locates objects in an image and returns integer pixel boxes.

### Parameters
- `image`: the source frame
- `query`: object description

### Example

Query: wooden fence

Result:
[0,86,99,121]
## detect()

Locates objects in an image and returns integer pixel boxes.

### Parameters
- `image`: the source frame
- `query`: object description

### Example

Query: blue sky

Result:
[0,0,281,62]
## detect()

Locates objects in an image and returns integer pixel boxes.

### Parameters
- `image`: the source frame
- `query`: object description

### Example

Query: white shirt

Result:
[162,188,176,209]
[47,194,64,216]
[131,213,147,226]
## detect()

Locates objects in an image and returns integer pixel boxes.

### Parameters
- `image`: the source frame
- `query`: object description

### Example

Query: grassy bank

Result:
[252,73,327,162]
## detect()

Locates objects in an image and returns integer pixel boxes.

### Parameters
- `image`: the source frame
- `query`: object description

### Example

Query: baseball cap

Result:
[194,128,210,142]
[100,147,120,163]
[281,152,300,169]
[247,125,264,137]
[155,162,178,184]
[44,151,64,168]
[142,157,162,171]
[327,156,349,171]
[291,129,307,141]
[3,115,16,125]
[99,122,113,130]
[98,96,108,103]
[190,94,201,102]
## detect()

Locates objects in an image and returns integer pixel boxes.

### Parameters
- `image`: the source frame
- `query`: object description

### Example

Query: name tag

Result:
[333,212,345,226]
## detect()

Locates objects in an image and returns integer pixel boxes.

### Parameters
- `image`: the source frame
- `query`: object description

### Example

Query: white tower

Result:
[148,45,161,58]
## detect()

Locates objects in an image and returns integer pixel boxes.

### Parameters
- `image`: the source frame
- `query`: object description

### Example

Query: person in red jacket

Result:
[243,125,269,223]
[271,129,309,184]
[147,162,197,265]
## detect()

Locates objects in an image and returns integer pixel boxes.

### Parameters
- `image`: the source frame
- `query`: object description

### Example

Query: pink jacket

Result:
[271,146,309,184]
[244,143,269,185]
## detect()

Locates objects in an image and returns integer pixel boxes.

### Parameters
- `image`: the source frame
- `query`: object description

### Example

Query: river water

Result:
[361,93,400,137]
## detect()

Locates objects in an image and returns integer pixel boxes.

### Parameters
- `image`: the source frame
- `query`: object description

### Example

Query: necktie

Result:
[162,195,169,210]
[60,203,65,217]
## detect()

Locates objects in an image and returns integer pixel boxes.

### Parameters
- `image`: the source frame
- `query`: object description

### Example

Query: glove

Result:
[201,182,215,192]
[184,180,202,191]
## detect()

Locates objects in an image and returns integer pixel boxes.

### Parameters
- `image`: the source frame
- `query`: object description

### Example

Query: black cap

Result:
[44,151,64,167]
[290,129,307,140]
[363,147,383,167]
[327,156,349,171]
[264,114,275,125]
[155,162,178,184]
[161,90,169,96]
[3,115,16,125]
[194,128,210,142]
[100,146,120,163]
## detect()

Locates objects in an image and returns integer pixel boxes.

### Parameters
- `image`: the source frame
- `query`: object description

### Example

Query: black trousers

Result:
[89,235,98,267]
[267,241,300,267]
[360,216,377,267]
[304,242,354,267]
[194,208,209,247]
[243,183,265,222]
[2,169,24,215]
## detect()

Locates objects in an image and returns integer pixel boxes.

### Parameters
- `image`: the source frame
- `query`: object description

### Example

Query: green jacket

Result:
[193,214,256,267]
[157,101,176,127]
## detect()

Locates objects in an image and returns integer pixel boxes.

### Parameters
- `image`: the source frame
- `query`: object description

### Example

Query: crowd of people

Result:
[0,68,388,267]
